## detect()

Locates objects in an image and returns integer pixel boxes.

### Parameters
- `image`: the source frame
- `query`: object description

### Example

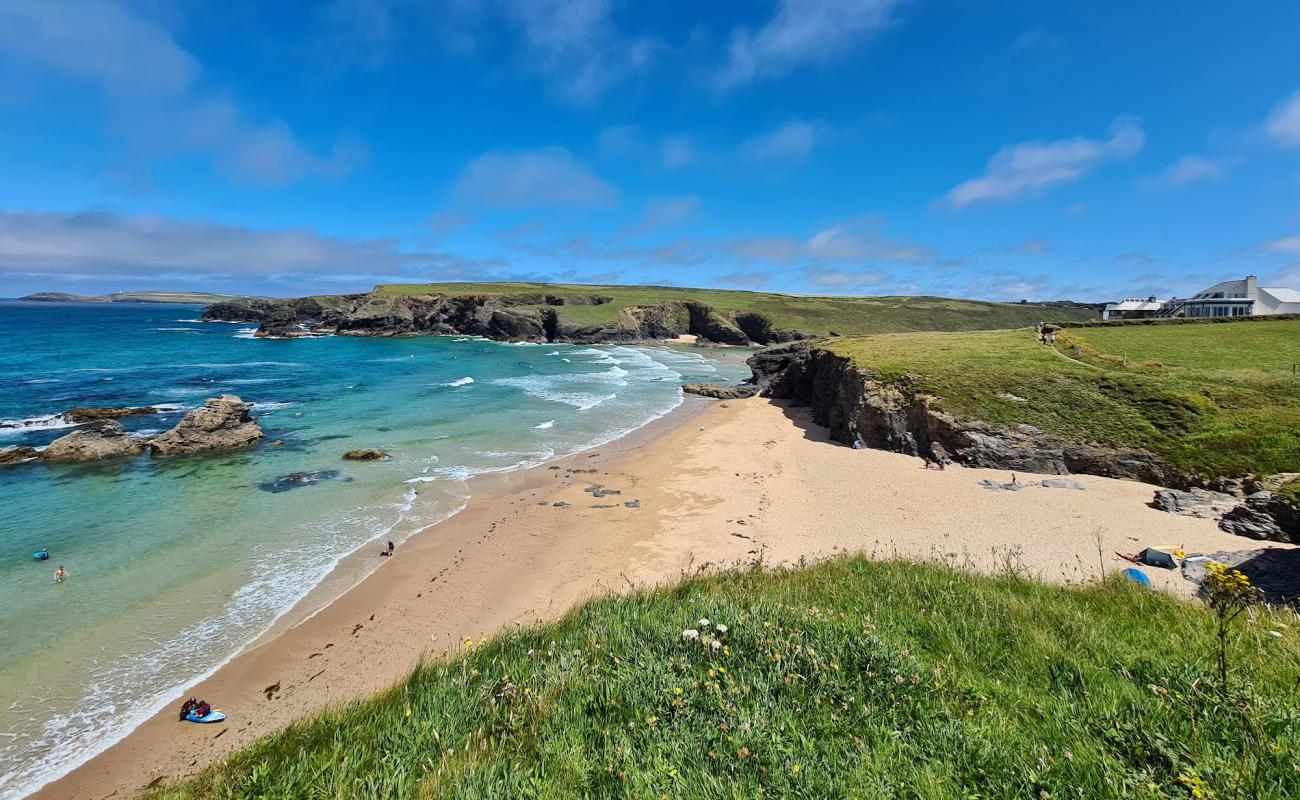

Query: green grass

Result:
[822,319,1300,479]
[149,557,1300,800]
[373,282,1096,337]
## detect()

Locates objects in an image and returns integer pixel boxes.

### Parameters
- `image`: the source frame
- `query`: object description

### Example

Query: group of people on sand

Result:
[922,442,955,471]
[179,696,214,721]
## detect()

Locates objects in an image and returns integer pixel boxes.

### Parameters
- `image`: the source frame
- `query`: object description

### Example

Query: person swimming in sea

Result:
[53,565,68,583]
[34,548,49,561]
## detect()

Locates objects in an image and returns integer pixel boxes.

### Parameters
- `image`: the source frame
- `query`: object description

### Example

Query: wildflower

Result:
[404,707,412,718]
[1270,630,1283,638]
[708,668,716,678]
[791,764,801,775]
[682,629,700,640]
[674,687,683,695]
[715,624,728,634]
[894,675,905,685]
[710,640,723,651]
[699,618,711,628]
[737,747,751,759]
[646,715,658,726]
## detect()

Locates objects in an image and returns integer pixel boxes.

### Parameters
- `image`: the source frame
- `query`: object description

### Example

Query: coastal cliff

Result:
[202,292,804,345]
[747,338,1300,543]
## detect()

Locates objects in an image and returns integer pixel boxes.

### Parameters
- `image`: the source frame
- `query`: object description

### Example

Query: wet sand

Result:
[35,396,1286,799]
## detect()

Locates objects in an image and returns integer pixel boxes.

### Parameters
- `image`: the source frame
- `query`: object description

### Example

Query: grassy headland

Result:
[374,282,1097,338]
[821,318,1300,480]
[150,557,1299,799]
[19,291,239,304]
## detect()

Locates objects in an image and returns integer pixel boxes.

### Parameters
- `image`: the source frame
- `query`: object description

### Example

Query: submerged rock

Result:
[0,446,41,466]
[150,395,263,457]
[343,449,390,461]
[43,421,146,462]
[260,470,351,493]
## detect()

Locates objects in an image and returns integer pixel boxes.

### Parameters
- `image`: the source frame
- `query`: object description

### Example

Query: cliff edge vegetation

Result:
[147,558,1300,800]
[762,317,1300,485]
[203,282,1097,345]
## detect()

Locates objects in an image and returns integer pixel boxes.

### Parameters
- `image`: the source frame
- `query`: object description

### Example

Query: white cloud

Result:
[740,121,819,162]
[597,124,642,158]
[0,209,488,279]
[805,268,888,289]
[729,237,802,263]
[503,0,658,104]
[944,117,1145,209]
[1144,154,1231,188]
[712,271,771,289]
[661,136,696,169]
[453,148,618,209]
[715,0,903,90]
[634,196,700,233]
[1265,89,1300,148]
[730,216,939,265]
[1260,236,1300,254]
[0,0,359,185]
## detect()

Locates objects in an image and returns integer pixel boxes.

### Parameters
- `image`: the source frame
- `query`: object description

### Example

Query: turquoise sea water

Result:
[0,301,751,799]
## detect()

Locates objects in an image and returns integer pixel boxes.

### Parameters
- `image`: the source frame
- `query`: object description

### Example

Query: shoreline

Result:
[33,396,1291,800]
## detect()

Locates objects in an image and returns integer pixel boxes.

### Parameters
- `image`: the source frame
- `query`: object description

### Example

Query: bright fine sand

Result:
[36,396,1286,799]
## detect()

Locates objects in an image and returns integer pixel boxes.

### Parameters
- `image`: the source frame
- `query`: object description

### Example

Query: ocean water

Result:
[0,301,751,799]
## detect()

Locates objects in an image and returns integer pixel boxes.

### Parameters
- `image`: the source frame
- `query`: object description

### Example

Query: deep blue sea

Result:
[0,301,750,799]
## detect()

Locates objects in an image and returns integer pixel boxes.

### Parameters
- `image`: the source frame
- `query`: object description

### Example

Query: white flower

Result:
[682,629,700,640]
[1270,630,1283,638]
[709,640,722,651]
[698,618,710,628]
[715,624,728,634]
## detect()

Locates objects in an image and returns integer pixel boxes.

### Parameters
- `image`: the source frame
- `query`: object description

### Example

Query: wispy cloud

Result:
[715,0,904,90]
[661,136,697,169]
[1260,235,1300,254]
[712,271,772,289]
[1265,89,1300,148]
[0,0,363,186]
[627,196,700,236]
[739,120,820,163]
[944,117,1144,209]
[730,216,942,265]
[453,148,618,210]
[1142,154,1233,188]
[503,0,658,104]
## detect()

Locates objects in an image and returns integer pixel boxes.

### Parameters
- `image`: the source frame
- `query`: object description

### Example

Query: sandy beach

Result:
[34,395,1288,800]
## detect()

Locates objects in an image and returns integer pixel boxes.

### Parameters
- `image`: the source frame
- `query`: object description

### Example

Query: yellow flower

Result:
[791,764,801,775]
[674,687,683,695]
[404,707,412,718]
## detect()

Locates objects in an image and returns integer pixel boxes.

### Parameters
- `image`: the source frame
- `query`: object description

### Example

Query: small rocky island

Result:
[3,395,263,466]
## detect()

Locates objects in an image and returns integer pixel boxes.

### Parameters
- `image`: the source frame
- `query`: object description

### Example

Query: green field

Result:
[150,557,1299,800]
[822,318,1300,480]
[374,282,1096,337]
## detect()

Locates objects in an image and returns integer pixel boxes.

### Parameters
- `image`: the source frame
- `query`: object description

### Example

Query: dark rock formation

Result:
[751,342,1182,485]
[0,446,40,466]
[63,406,160,423]
[150,395,263,457]
[343,449,390,461]
[1219,493,1299,543]
[42,421,146,462]
[202,292,811,346]
[682,383,758,400]
[260,470,351,493]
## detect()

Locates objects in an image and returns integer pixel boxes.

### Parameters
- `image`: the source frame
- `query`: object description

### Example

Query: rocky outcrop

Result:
[150,395,263,457]
[0,446,40,466]
[42,421,146,462]
[1219,493,1299,543]
[682,383,758,400]
[202,292,810,346]
[1152,488,1241,519]
[63,406,160,423]
[260,470,350,493]
[343,449,390,461]
[751,342,1182,483]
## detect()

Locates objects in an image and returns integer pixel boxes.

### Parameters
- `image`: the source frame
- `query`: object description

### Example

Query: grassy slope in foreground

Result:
[151,558,1299,800]
[375,282,1097,337]
[821,318,1300,480]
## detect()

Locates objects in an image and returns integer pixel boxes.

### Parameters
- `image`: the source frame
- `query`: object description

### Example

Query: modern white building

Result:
[1101,275,1300,320]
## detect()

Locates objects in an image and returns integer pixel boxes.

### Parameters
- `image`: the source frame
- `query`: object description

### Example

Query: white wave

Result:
[251,401,294,412]
[503,341,542,346]
[533,420,555,429]
[20,378,60,384]
[0,414,79,435]
[174,318,204,323]
[544,351,561,356]
[446,377,474,387]
[150,327,199,333]
[173,361,305,369]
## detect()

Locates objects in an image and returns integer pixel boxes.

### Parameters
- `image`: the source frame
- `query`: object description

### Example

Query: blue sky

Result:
[2,0,1300,300]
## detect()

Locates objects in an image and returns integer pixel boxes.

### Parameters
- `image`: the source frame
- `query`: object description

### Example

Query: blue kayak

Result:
[33,551,48,561]
[185,710,226,724]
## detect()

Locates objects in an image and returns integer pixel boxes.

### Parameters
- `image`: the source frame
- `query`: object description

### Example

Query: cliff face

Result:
[750,341,1184,485]
[202,293,806,346]
[749,342,1298,542]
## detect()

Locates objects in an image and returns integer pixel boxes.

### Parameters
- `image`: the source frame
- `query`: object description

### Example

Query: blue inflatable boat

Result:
[185,710,226,724]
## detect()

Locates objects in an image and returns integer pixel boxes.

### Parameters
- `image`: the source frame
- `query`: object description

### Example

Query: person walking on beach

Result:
[53,565,68,583]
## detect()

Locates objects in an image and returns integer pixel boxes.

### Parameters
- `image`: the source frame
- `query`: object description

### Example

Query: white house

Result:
[1101,275,1300,320]
[1181,275,1300,318]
